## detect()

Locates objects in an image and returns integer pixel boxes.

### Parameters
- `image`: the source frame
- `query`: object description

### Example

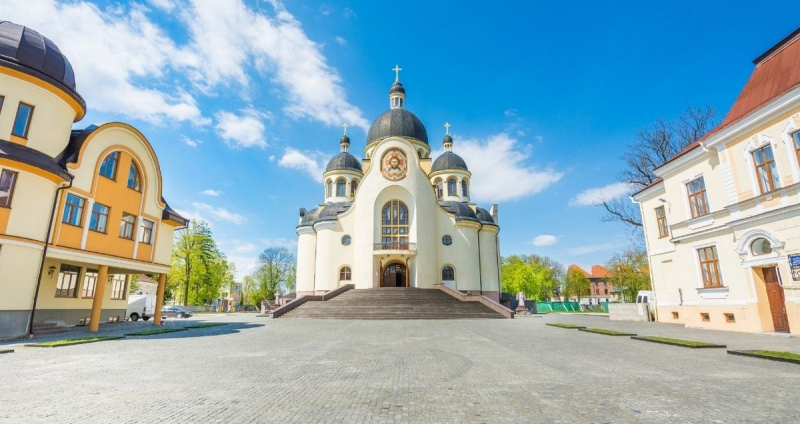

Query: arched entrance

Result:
[382,262,407,287]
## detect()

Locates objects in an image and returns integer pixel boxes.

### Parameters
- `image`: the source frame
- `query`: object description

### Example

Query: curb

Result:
[727,350,800,365]
[23,335,126,348]
[631,336,726,349]
[578,328,636,336]
[545,323,586,329]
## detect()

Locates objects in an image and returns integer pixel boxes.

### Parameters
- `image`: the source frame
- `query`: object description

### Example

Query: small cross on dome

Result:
[444,122,451,135]
[392,64,402,82]
[342,123,348,135]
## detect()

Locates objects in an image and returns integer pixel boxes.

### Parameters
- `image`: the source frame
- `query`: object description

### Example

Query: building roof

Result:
[658,27,800,170]
[367,108,429,145]
[0,138,72,180]
[475,207,496,225]
[325,152,363,173]
[0,21,85,112]
[298,202,352,227]
[438,201,478,223]
[568,264,591,278]
[591,265,611,279]
[431,151,469,172]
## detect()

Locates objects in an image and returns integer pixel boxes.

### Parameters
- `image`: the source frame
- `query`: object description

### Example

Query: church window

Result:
[12,102,34,138]
[127,163,141,191]
[381,200,409,249]
[99,152,119,180]
[447,178,456,196]
[442,235,452,246]
[351,180,359,197]
[434,178,443,200]
[336,178,346,197]
[341,235,351,246]
[442,266,455,281]
[461,179,468,197]
[326,179,333,197]
[340,266,352,281]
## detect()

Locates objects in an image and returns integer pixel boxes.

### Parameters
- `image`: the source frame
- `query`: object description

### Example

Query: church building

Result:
[295,71,502,301]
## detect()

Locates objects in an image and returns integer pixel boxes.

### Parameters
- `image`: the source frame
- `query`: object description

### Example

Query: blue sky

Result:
[5,0,800,278]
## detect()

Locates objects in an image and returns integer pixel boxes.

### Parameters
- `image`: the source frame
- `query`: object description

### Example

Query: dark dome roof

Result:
[475,207,496,224]
[389,81,405,95]
[0,21,85,112]
[432,151,468,172]
[439,201,478,222]
[325,152,362,173]
[367,108,428,145]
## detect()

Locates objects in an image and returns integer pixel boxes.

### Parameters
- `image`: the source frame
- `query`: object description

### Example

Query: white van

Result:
[126,294,156,321]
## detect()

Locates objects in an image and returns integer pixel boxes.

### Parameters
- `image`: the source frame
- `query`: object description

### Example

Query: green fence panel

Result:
[535,302,581,312]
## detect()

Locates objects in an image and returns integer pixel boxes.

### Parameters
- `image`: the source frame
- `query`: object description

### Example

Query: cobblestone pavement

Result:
[1,313,800,423]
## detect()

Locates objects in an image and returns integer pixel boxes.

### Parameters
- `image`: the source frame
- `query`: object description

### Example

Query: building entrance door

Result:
[382,263,407,287]
[762,267,790,333]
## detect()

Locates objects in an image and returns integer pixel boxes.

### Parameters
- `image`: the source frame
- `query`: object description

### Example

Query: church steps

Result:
[279,288,506,319]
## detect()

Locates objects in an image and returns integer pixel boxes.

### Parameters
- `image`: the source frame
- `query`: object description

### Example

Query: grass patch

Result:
[185,323,228,329]
[24,335,124,348]
[0,349,14,354]
[632,336,725,348]
[728,350,800,364]
[125,328,187,336]
[545,323,586,329]
[579,328,636,336]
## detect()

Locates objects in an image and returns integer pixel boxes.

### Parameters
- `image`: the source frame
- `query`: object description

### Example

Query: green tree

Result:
[170,219,221,305]
[564,267,591,303]
[607,246,651,302]
[501,255,564,301]
[282,263,297,294]
[247,247,295,306]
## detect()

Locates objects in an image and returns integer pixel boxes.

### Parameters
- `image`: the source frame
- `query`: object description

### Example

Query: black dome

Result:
[431,151,468,172]
[367,108,428,145]
[0,21,85,112]
[389,81,405,95]
[326,152,362,173]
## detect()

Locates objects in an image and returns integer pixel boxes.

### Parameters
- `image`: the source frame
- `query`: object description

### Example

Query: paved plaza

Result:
[2,313,800,423]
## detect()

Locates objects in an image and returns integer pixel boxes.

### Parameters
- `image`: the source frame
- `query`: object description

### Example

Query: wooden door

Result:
[763,267,790,333]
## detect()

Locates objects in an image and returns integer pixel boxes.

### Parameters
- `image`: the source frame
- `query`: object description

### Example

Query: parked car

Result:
[161,306,193,319]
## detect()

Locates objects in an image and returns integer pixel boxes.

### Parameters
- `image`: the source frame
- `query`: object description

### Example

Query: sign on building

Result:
[790,254,800,282]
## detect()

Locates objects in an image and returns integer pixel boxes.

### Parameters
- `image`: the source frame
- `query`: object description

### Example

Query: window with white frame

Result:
[56,264,80,297]
[139,219,155,244]
[752,144,780,193]
[110,274,127,300]
[119,213,136,239]
[82,269,98,298]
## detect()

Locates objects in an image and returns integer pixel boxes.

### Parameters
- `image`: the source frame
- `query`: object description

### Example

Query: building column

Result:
[89,265,108,332]
[153,273,166,326]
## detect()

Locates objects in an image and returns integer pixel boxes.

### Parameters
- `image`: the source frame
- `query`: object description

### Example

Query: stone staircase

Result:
[279,287,505,319]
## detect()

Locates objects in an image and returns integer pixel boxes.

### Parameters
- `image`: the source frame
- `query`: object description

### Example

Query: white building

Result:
[633,28,800,334]
[295,75,502,300]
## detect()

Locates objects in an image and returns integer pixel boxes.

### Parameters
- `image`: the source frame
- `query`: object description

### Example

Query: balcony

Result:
[373,241,417,255]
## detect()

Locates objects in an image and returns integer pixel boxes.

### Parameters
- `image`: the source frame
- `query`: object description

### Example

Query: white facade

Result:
[295,79,501,300]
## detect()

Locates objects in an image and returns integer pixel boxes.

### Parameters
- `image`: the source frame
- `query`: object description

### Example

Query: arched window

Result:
[326,180,333,198]
[381,200,409,249]
[339,266,352,281]
[127,163,141,191]
[99,152,119,179]
[434,178,443,200]
[447,178,457,196]
[461,179,468,197]
[336,178,346,197]
[442,265,455,281]
[351,180,359,197]
[751,238,773,256]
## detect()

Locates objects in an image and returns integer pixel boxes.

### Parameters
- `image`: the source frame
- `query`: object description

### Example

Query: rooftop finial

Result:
[340,123,350,152]
[444,122,450,135]
[392,64,402,82]
[342,123,348,136]
[443,122,453,152]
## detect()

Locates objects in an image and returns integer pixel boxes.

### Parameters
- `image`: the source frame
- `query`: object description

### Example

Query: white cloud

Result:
[182,136,200,147]
[232,240,258,254]
[226,254,259,280]
[334,36,347,45]
[447,133,562,203]
[215,108,269,148]
[2,0,367,129]
[532,235,558,246]
[319,5,333,16]
[278,148,326,182]
[192,202,246,225]
[568,243,617,255]
[570,182,633,206]
[342,7,356,18]
[202,189,223,197]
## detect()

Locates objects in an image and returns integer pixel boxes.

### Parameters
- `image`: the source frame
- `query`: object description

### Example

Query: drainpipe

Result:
[477,224,483,295]
[27,177,73,337]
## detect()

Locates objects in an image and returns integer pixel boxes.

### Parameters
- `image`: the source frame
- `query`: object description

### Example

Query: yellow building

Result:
[0,21,186,338]
[634,28,800,334]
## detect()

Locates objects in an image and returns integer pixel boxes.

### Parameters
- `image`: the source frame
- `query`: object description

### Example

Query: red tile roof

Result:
[658,27,800,169]
[591,265,611,279]
[568,264,590,278]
